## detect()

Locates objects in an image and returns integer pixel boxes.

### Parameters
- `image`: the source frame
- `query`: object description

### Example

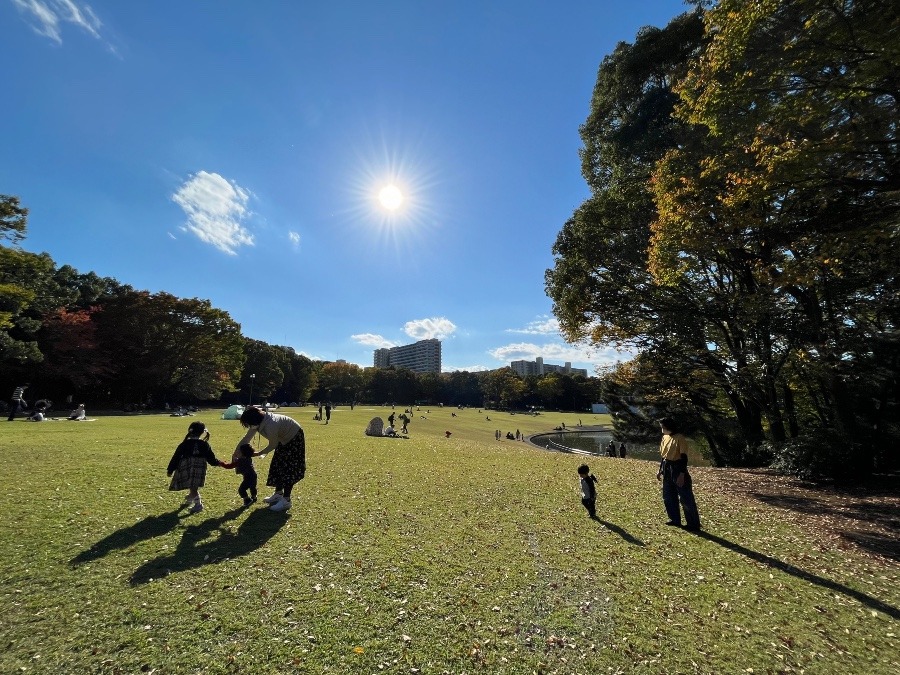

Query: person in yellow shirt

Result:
[656,417,701,530]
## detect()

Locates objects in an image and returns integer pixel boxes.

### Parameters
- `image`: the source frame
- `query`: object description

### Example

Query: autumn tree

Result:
[93,292,244,405]
[653,0,900,473]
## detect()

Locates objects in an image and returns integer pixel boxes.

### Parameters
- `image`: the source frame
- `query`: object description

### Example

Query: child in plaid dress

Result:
[167,421,223,513]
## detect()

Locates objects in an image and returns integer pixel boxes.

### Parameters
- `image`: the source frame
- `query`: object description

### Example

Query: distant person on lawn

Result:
[656,417,701,531]
[167,421,224,514]
[7,383,28,421]
[236,406,306,512]
[68,403,86,421]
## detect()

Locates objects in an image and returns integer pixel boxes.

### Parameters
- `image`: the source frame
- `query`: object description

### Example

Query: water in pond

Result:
[533,431,703,464]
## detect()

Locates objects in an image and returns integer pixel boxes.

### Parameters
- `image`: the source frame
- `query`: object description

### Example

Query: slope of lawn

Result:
[1,405,897,674]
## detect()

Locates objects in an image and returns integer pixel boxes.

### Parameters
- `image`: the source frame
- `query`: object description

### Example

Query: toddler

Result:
[220,443,259,506]
[577,464,599,519]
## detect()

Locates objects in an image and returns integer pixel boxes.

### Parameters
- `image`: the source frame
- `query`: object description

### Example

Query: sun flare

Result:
[378,184,403,210]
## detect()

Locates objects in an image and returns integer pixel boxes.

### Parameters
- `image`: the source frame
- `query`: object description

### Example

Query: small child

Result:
[166,421,222,513]
[577,464,599,519]
[219,443,258,506]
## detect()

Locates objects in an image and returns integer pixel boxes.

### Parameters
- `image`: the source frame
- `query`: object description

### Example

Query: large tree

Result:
[93,291,244,405]
[653,0,900,471]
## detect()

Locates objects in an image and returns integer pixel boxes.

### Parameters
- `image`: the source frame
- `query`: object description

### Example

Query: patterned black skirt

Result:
[169,456,209,491]
[266,428,306,488]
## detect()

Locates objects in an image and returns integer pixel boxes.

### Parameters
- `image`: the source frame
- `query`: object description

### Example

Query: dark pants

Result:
[581,497,597,518]
[662,461,700,528]
[7,401,23,421]
[238,476,258,501]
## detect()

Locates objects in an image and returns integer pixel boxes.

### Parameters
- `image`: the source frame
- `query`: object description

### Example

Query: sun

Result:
[378,184,404,211]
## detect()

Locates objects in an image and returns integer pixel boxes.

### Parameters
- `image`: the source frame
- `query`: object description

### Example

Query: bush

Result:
[767,432,858,481]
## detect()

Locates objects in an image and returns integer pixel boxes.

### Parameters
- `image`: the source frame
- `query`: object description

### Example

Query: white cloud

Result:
[403,317,457,340]
[172,171,255,255]
[351,333,397,349]
[507,315,561,336]
[12,0,101,43]
[288,231,301,248]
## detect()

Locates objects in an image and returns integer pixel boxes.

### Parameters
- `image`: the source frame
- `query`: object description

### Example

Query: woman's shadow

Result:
[130,507,288,585]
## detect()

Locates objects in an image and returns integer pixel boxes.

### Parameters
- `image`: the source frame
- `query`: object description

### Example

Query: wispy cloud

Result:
[506,315,561,336]
[351,333,397,349]
[404,317,457,340]
[288,231,301,248]
[12,0,101,44]
[172,171,255,255]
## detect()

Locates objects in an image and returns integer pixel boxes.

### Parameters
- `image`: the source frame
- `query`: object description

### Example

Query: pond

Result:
[532,431,710,466]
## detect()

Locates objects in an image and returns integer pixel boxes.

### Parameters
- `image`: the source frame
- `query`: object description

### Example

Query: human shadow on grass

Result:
[751,492,900,561]
[593,517,645,546]
[130,506,288,586]
[691,529,900,620]
[71,507,188,566]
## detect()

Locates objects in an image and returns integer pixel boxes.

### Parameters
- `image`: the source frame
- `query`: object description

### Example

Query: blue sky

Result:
[3,0,690,372]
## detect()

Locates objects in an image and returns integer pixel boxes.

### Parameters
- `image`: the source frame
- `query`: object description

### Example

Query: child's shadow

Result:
[594,517,645,546]
[71,507,186,566]
[130,507,288,585]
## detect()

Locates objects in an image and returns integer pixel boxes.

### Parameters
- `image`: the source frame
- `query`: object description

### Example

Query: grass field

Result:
[2,405,897,674]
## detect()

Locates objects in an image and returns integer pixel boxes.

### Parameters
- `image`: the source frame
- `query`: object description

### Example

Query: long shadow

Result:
[71,507,186,566]
[130,507,288,585]
[595,518,645,546]
[693,530,900,619]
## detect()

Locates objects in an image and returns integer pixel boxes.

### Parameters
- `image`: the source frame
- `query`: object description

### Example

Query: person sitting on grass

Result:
[167,421,224,514]
[68,404,86,421]
[384,424,398,437]
[219,443,258,506]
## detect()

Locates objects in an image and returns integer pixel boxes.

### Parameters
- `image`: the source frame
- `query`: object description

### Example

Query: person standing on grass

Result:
[577,464,599,519]
[656,417,701,531]
[7,383,28,421]
[236,406,305,513]
[219,443,258,506]
[324,400,332,424]
[167,421,223,514]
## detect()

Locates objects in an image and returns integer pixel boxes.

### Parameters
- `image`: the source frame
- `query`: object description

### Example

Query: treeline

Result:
[0,197,600,412]
[546,1,899,478]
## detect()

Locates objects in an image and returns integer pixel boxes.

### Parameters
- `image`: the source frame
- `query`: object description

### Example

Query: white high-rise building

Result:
[373,339,442,374]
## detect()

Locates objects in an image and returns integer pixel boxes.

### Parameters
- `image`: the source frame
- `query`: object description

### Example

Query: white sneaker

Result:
[263,493,283,504]
[270,498,291,512]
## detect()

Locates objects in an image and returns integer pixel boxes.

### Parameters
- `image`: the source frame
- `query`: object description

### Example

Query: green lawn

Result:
[2,406,897,674]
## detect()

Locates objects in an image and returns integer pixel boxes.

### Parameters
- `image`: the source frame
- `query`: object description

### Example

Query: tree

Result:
[270,346,317,404]
[0,195,28,244]
[480,368,526,409]
[239,338,284,404]
[94,292,244,405]
[36,307,114,394]
[653,0,900,473]
[318,361,365,403]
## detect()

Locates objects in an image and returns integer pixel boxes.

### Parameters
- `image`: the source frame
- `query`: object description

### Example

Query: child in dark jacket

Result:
[219,443,258,506]
[167,421,222,513]
[577,464,599,519]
